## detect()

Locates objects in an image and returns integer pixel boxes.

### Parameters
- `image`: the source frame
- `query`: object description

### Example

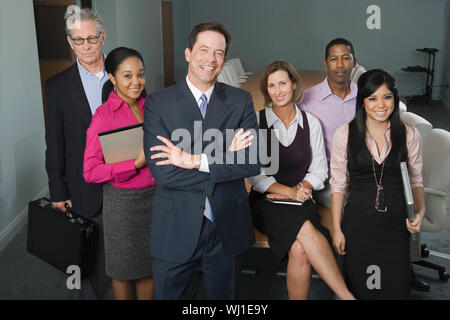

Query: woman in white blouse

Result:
[248,60,355,300]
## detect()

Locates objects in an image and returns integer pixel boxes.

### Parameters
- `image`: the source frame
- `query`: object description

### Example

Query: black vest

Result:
[259,109,312,187]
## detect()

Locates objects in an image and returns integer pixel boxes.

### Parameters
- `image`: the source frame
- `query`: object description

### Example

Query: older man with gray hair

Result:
[44,5,110,299]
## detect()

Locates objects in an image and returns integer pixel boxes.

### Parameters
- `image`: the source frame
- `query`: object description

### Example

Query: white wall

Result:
[0,0,48,251]
[95,0,164,92]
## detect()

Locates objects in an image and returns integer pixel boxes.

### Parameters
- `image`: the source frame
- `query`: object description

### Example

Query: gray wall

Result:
[442,0,450,107]
[0,0,47,249]
[181,0,448,100]
[95,0,164,92]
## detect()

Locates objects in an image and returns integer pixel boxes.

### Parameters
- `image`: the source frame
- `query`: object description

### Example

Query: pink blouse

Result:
[83,91,156,189]
[330,123,423,194]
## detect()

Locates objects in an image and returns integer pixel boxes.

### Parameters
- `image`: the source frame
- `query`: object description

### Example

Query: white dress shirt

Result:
[185,76,214,172]
[248,105,328,193]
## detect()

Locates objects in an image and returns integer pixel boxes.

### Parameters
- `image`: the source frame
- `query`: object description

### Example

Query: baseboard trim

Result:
[0,187,49,253]
[429,250,450,260]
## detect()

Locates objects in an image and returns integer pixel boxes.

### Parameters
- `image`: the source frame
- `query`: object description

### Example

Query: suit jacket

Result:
[45,63,103,217]
[144,80,261,263]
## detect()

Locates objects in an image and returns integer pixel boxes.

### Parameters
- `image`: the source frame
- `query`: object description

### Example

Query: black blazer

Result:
[144,80,261,263]
[44,63,102,217]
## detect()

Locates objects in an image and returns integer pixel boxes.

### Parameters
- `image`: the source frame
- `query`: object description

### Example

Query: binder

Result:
[400,162,418,241]
[266,197,303,206]
[98,123,143,164]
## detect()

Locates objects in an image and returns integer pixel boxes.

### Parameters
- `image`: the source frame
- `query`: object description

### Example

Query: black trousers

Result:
[152,217,236,300]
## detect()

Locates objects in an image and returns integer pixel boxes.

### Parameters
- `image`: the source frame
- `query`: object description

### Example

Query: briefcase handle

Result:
[64,203,88,225]
[64,203,74,219]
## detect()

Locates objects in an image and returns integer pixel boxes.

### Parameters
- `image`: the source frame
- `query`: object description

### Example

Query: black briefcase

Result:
[26,198,97,278]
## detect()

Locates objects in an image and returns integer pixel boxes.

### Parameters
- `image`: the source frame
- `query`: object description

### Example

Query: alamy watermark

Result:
[66,265,81,290]
[366,5,381,30]
[171,121,280,175]
[366,265,381,290]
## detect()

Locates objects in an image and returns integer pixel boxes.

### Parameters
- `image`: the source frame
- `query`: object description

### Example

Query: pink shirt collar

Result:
[107,90,145,112]
[318,77,357,102]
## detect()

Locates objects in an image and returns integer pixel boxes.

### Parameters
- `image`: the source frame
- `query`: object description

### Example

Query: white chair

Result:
[399,101,407,112]
[228,60,250,80]
[411,128,450,281]
[223,62,246,88]
[400,111,433,144]
[229,58,253,78]
[350,63,366,84]
[217,69,231,85]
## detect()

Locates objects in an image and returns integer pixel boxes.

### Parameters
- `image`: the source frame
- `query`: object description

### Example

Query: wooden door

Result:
[33,0,91,125]
[161,1,175,87]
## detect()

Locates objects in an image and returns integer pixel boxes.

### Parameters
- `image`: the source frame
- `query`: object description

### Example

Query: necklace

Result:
[372,157,387,212]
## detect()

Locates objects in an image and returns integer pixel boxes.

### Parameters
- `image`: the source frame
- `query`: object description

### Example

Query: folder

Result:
[98,123,143,164]
[400,161,417,241]
[265,197,303,206]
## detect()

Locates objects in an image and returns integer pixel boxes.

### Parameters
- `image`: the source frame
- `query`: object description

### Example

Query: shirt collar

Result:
[185,76,215,104]
[319,77,357,102]
[107,90,145,112]
[76,54,106,78]
[265,104,304,128]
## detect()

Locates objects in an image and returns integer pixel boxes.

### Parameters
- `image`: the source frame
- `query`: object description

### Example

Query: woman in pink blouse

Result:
[330,69,425,299]
[83,47,155,300]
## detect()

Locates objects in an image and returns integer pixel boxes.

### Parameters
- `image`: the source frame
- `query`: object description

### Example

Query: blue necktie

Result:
[199,93,208,118]
[199,94,214,221]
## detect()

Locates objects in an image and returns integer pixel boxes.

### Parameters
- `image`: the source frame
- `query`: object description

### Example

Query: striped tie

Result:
[199,93,207,118]
[199,94,214,221]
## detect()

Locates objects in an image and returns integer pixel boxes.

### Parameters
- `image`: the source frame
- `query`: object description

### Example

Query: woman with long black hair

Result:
[330,69,425,299]
[83,47,154,299]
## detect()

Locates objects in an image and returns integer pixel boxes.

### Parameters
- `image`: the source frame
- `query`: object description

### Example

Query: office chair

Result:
[411,128,450,281]
[400,111,434,290]
[229,58,253,78]
[217,69,231,85]
[400,111,433,143]
[350,63,366,84]
[223,62,246,87]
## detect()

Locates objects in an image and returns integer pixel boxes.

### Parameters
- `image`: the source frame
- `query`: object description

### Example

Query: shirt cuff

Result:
[303,173,325,191]
[199,153,210,173]
[112,159,137,182]
[253,176,277,193]
[330,178,346,194]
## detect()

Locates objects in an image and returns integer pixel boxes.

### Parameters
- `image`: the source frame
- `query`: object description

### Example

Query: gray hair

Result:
[65,5,105,36]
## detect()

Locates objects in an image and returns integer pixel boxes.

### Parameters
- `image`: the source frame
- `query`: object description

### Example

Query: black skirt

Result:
[342,201,410,299]
[249,190,331,262]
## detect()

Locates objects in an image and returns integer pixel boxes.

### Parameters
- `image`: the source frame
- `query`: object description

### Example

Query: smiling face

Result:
[324,44,355,86]
[67,20,105,68]
[364,83,395,124]
[267,70,297,109]
[109,56,146,105]
[185,30,226,92]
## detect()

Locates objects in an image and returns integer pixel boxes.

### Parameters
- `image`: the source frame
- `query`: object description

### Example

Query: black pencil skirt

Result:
[249,190,331,262]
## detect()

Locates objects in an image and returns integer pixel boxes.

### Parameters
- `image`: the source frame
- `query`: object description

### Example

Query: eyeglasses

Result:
[70,33,102,45]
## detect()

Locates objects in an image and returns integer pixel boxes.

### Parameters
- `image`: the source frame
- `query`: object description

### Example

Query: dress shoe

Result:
[411,277,431,292]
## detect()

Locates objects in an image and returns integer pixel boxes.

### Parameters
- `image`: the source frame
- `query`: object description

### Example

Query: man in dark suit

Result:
[144,22,261,299]
[44,5,109,299]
